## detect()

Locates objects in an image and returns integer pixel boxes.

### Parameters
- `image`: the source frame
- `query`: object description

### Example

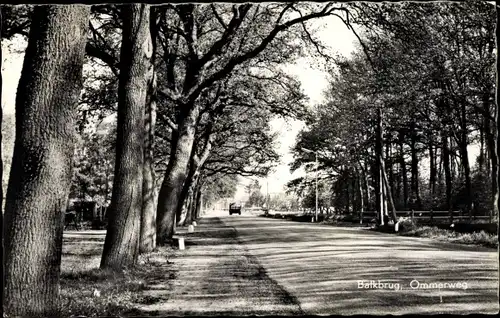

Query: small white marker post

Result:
[178,237,185,250]
[192,221,197,227]
[188,225,194,233]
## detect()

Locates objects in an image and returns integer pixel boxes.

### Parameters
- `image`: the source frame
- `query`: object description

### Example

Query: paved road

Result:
[134,210,498,315]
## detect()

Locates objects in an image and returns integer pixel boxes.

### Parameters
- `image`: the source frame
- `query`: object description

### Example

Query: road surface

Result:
[133,210,499,315]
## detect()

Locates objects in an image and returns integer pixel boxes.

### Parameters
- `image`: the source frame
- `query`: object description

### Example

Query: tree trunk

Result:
[442,131,453,215]
[176,161,196,225]
[3,6,89,316]
[458,101,473,217]
[345,172,350,214]
[429,134,437,196]
[398,131,408,210]
[381,155,397,223]
[140,6,158,253]
[0,7,4,311]
[363,161,371,209]
[357,167,364,213]
[376,107,384,225]
[185,172,201,225]
[479,119,485,172]
[483,88,498,220]
[0,6,3,214]
[101,4,151,269]
[381,166,388,220]
[495,3,500,228]
[192,181,203,222]
[156,106,200,244]
[459,132,473,216]
[195,188,204,220]
[410,121,421,209]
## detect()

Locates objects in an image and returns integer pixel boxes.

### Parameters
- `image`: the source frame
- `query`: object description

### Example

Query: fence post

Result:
[430,209,433,224]
[411,209,414,222]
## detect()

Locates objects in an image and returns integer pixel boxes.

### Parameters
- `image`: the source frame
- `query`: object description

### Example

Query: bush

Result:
[396,217,418,232]
[395,220,498,249]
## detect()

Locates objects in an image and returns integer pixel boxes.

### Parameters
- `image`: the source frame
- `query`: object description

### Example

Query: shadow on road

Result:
[218,215,498,315]
[131,217,304,316]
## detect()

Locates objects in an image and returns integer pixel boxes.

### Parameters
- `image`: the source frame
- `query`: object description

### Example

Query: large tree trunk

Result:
[0,7,4,310]
[495,3,500,230]
[3,6,89,316]
[156,106,200,244]
[101,4,151,269]
[0,6,3,211]
[140,7,158,254]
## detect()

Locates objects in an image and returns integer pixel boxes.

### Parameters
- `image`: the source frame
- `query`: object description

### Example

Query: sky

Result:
[0,8,482,204]
[1,15,359,203]
[233,16,359,201]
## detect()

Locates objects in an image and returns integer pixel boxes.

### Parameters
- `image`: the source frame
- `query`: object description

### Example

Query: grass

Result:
[387,218,498,249]
[60,232,176,317]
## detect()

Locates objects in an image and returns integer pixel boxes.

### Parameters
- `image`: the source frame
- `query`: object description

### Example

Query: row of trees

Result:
[289,1,498,225]
[1,3,357,316]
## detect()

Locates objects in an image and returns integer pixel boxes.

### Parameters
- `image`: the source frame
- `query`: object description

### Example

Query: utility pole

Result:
[302,147,318,222]
[315,151,318,222]
[266,178,269,209]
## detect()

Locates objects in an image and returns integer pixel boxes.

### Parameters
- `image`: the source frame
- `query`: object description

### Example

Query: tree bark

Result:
[409,121,421,209]
[429,134,437,196]
[156,106,200,244]
[176,160,196,225]
[356,166,364,213]
[0,7,4,310]
[3,5,89,316]
[191,180,203,222]
[195,186,204,220]
[185,172,201,225]
[140,6,157,254]
[101,4,151,269]
[483,87,498,220]
[0,6,3,210]
[345,171,350,214]
[363,161,371,209]
[375,107,384,225]
[381,154,397,223]
[458,101,473,216]
[442,131,453,215]
[479,119,485,172]
[398,130,409,210]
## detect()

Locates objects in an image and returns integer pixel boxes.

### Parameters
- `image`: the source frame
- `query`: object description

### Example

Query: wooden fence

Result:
[358,210,493,224]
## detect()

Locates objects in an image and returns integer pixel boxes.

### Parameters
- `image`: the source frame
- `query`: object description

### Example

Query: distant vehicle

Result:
[229,202,242,215]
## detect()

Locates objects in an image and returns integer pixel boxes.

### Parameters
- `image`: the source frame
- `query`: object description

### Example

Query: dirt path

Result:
[132,217,303,316]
